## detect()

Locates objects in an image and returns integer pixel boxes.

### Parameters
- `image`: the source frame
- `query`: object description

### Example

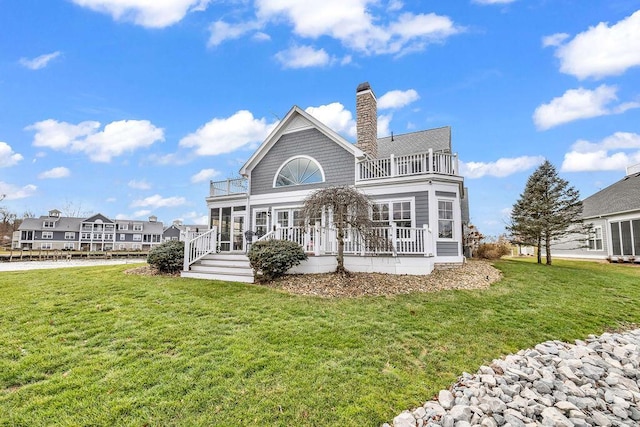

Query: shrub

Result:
[475,242,511,260]
[248,239,307,282]
[147,240,185,274]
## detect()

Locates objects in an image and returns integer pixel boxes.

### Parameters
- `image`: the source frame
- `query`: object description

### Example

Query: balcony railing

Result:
[210,178,248,197]
[357,149,458,181]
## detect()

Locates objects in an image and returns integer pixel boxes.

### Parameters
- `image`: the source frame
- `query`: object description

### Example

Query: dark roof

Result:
[376,126,451,158]
[582,172,640,218]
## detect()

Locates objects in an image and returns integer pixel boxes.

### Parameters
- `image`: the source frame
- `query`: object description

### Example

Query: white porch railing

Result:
[256,224,434,257]
[183,227,218,271]
[210,178,248,196]
[356,149,458,181]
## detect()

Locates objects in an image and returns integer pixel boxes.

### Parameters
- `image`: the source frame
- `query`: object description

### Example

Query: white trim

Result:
[42,231,53,239]
[436,198,456,240]
[272,155,326,188]
[587,225,604,251]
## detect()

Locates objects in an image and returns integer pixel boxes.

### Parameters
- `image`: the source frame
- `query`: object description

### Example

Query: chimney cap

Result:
[356,82,371,93]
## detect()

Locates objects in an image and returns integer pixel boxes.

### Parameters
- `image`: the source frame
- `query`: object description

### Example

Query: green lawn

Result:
[1,259,639,426]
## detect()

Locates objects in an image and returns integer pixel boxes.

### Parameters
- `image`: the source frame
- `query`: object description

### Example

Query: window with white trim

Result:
[120,234,126,240]
[133,223,143,231]
[587,226,603,251]
[372,201,413,228]
[254,210,269,237]
[64,242,75,250]
[118,223,128,230]
[81,232,91,239]
[132,243,142,250]
[43,220,55,228]
[438,200,454,239]
[41,242,52,249]
[65,232,75,240]
[133,234,142,241]
[42,231,53,239]
[274,156,324,187]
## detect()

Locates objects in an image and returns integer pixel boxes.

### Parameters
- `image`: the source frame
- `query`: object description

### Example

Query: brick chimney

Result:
[356,82,378,158]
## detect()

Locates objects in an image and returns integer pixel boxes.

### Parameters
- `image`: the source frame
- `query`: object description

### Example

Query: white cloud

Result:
[71,0,211,28]
[561,132,640,172]
[305,103,356,138]
[181,211,209,225]
[552,10,640,79]
[128,179,151,190]
[0,142,23,167]
[211,0,462,56]
[19,51,61,70]
[472,0,516,4]
[180,110,277,156]
[378,89,419,110]
[26,119,164,162]
[460,155,545,178]
[0,182,37,200]
[274,45,333,68]
[209,20,262,46]
[133,209,152,218]
[38,167,70,179]
[541,33,569,48]
[191,168,221,183]
[533,85,639,130]
[131,194,186,208]
[377,114,392,138]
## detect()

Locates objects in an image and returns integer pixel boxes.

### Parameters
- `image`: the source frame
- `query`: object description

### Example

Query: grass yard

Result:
[1,259,639,426]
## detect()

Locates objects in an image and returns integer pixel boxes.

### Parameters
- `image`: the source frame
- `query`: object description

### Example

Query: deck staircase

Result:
[181,253,254,283]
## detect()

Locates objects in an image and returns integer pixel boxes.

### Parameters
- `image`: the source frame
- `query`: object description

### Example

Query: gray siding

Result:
[437,241,459,256]
[250,128,355,195]
[551,219,609,258]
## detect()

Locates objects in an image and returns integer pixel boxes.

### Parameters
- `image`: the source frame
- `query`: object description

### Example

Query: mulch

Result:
[125,260,502,298]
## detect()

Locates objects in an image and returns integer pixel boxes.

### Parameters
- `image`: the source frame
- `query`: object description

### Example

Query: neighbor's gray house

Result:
[163,220,208,242]
[182,82,468,282]
[552,163,640,262]
[15,209,164,251]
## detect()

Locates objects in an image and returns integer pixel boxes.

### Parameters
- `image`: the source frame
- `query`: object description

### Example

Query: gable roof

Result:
[240,105,365,176]
[582,172,640,218]
[83,213,114,223]
[377,127,451,158]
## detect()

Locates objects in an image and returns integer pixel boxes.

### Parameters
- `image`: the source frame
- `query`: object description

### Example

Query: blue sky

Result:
[1,0,639,236]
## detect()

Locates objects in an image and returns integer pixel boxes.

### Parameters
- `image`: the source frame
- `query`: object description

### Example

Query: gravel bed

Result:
[265,260,502,298]
[388,329,640,427]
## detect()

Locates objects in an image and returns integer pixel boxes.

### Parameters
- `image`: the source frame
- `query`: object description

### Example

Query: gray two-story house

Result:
[182,82,468,282]
[16,209,164,251]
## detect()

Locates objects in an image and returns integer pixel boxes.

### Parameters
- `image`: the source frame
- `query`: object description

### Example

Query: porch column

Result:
[391,223,397,257]
[428,148,433,173]
[314,221,321,256]
[390,154,396,177]
[423,224,432,257]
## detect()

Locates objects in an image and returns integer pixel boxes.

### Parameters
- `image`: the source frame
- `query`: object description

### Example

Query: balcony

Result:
[356,149,459,181]
[209,178,248,197]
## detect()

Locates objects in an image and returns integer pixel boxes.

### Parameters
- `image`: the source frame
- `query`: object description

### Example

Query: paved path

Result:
[0,259,146,272]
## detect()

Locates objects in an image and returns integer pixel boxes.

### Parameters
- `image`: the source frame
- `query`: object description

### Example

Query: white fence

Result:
[357,149,458,181]
[183,227,218,271]
[258,224,433,257]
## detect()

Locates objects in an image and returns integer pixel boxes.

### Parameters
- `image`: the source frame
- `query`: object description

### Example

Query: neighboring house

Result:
[552,163,640,262]
[163,220,208,242]
[183,82,468,282]
[17,209,164,251]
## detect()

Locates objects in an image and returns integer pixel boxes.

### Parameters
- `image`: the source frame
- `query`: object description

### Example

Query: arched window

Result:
[274,156,325,188]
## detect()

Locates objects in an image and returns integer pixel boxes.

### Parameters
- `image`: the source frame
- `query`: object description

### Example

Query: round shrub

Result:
[248,239,307,282]
[475,242,511,260]
[147,240,185,273]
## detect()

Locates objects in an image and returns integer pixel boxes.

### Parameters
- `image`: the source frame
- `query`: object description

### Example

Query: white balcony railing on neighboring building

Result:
[210,178,248,197]
[357,149,458,181]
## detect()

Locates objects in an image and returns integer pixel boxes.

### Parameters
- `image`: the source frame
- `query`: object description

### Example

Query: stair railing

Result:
[183,227,218,271]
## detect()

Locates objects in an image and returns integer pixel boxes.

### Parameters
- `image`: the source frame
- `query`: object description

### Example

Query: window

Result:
[133,223,143,231]
[274,156,324,187]
[372,201,412,229]
[42,231,53,239]
[133,234,142,241]
[438,200,454,239]
[132,243,142,250]
[610,220,638,257]
[104,233,113,240]
[254,210,269,237]
[372,203,390,227]
[120,234,126,240]
[43,221,55,228]
[81,232,91,239]
[392,202,412,228]
[118,223,128,231]
[41,243,52,249]
[64,243,75,250]
[65,232,75,240]
[588,226,603,251]
[93,233,103,239]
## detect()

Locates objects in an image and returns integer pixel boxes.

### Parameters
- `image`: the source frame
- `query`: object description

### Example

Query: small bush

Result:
[476,242,511,260]
[248,240,307,282]
[147,240,185,273]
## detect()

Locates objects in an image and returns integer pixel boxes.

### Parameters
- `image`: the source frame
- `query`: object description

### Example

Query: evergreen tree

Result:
[508,160,587,265]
